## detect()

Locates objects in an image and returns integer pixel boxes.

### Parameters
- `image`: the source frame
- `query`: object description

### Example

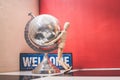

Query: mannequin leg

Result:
[57,48,69,70]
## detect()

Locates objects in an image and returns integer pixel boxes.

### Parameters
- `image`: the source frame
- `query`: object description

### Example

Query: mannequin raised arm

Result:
[43,22,70,45]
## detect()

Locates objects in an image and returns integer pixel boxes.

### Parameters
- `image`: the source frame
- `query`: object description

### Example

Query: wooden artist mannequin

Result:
[44,22,72,71]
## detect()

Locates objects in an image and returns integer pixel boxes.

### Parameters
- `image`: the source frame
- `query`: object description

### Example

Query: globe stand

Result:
[32,53,60,74]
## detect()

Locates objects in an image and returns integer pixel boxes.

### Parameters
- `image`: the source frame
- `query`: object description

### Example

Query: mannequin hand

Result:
[64,22,70,30]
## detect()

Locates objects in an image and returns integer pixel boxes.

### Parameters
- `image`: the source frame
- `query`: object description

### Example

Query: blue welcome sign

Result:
[20,53,72,71]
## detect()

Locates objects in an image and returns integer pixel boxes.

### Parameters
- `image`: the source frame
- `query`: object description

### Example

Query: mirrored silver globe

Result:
[28,14,60,46]
[24,14,61,74]
[25,14,60,52]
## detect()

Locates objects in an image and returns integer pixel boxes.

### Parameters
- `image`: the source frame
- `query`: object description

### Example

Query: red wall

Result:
[39,0,120,69]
